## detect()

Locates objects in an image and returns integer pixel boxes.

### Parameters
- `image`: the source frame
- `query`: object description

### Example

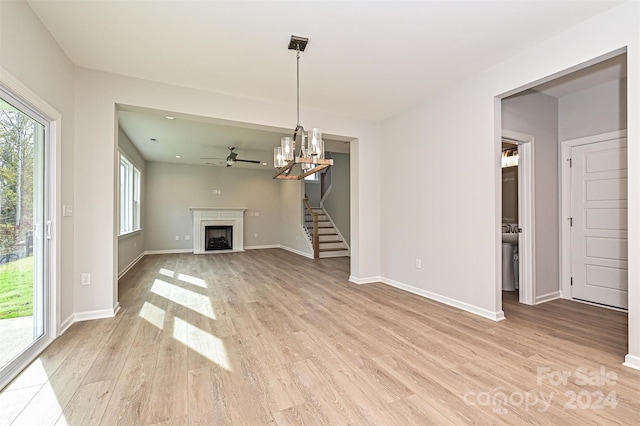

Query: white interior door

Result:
[570,137,627,309]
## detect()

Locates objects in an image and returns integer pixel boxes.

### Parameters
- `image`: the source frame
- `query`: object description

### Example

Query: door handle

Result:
[45,221,52,240]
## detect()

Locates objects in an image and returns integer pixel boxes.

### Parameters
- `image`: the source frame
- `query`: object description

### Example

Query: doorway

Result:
[501,130,535,305]
[0,84,55,390]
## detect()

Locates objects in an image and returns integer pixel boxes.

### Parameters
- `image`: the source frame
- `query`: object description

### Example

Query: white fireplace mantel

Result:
[190,207,247,254]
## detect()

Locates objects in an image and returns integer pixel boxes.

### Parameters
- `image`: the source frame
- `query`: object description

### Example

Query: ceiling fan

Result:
[200,147,261,167]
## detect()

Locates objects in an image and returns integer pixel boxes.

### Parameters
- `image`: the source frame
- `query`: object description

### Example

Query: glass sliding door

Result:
[0,88,49,388]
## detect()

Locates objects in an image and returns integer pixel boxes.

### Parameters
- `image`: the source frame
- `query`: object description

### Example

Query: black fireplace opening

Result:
[205,226,233,251]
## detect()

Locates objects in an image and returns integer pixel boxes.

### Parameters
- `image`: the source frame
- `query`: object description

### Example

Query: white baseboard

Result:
[381,277,506,322]
[623,354,640,371]
[349,275,382,285]
[60,314,74,334]
[118,252,145,279]
[144,249,193,255]
[73,307,119,322]
[279,245,314,259]
[245,244,280,250]
[535,291,561,304]
[57,303,120,334]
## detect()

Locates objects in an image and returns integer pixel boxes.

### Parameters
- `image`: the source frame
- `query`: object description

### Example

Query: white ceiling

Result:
[117,106,351,169]
[27,0,626,167]
[28,0,623,122]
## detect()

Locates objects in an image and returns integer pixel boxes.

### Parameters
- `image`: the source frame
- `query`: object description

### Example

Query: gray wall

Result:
[144,162,281,251]
[117,128,146,275]
[502,90,559,298]
[279,180,313,256]
[304,180,321,206]
[323,153,351,245]
[559,78,627,141]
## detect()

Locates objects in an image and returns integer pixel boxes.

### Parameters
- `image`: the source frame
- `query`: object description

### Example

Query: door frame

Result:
[502,129,535,305]
[0,66,61,390]
[559,129,628,306]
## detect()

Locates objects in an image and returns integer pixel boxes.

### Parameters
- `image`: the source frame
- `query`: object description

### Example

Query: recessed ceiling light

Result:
[175,155,181,159]
[150,138,158,143]
[262,162,268,166]
[165,116,175,120]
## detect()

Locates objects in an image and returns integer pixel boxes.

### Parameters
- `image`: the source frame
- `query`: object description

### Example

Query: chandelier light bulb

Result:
[281,137,295,161]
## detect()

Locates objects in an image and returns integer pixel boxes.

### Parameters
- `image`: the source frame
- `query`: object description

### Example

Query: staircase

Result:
[303,207,349,258]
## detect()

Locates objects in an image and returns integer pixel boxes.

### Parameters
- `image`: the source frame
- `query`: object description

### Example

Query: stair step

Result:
[319,240,342,244]
[318,248,349,252]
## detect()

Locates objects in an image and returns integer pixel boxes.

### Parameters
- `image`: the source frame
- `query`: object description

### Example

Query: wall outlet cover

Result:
[81,273,91,285]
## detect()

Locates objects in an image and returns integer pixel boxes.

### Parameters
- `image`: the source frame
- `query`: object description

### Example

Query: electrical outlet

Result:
[175,235,180,241]
[81,273,91,285]
[185,235,191,241]
[63,205,73,217]
[415,259,422,269]
[254,211,259,216]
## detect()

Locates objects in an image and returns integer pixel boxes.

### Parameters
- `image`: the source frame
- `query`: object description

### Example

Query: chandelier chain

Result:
[296,48,300,128]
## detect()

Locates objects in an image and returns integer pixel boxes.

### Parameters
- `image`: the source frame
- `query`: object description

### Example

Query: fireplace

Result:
[205,226,233,251]
[190,208,246,254]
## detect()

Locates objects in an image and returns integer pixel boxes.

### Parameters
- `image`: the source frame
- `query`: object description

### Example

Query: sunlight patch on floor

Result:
[150,279,216,319]
[10,380,64,425]
[173,317,231,371]
[159,268,174,278]
[138,301,165,330]
[178,273,207,288]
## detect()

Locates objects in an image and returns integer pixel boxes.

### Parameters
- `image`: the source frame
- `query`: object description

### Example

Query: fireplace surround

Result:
[190,208,246,254]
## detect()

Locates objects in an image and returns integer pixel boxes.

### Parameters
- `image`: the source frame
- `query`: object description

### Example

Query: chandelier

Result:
[273,36,333,180]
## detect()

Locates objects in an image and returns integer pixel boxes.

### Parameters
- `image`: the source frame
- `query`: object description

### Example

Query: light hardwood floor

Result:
[1,249,639,425]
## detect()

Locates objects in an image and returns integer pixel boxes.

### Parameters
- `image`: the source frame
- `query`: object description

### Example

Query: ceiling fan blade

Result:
[235,159,262,164]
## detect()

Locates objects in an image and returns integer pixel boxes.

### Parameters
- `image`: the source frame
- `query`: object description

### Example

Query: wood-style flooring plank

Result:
[1,249,638,426]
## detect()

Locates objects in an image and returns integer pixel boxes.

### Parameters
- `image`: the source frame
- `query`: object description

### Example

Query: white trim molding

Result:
[502,129,535,306]
[623,354,640,371]
[245,244,280,250]
[118,252,145,279]
[145,249,193,255]
[73,307,119,322]
[60,314,75,334]
[535,291,561,304]
[279,245,314,259]
[349,275,382,285]
[190,207,246,254]
[381,277,506,322]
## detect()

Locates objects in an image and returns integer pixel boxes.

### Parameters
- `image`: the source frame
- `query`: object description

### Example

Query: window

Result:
[119,153,141,235]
